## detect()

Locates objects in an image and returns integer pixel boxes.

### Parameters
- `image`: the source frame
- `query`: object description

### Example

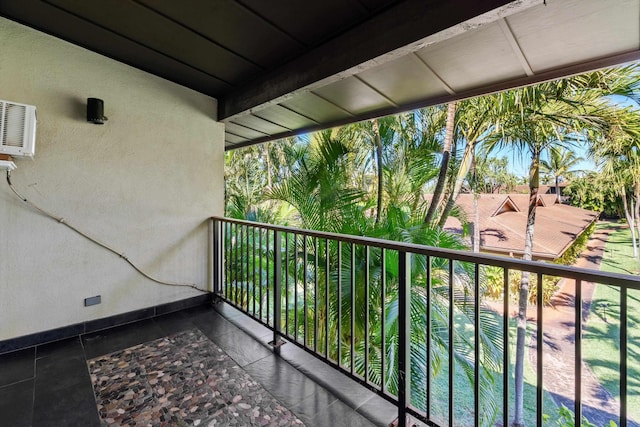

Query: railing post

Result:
[209,218,224,296]
[270,230,284,353]
[209,218,214,294]
[398,250,411,427]
[210,218,221,296]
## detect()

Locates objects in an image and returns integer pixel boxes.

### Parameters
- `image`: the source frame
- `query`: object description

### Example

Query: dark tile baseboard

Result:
[0,293,213,355]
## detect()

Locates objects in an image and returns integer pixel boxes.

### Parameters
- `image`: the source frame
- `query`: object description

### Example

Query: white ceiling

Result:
[224,0,640,149]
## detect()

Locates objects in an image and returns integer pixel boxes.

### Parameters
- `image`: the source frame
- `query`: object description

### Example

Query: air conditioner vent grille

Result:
[0,100,36,157]
[2,103,27,147]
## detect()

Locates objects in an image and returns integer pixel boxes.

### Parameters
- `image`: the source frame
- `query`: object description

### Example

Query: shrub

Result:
[554,222,596,266]
[482,266,559,306]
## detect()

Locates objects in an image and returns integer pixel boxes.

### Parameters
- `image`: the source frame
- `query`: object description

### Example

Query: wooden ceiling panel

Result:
[313,77,396,115]
[507,0,640,72]
[0,0,231,94]
[358,54,450,104]
[237,0,369,46]
[136,0,305,69]
[253,105,318,130]
[280,92,352,123]
[224,122,269,140]
[416,22,527,92]
[225,133,249,145]
[358,0,400,12]
[47,0,261,84]
[230,115,290,135]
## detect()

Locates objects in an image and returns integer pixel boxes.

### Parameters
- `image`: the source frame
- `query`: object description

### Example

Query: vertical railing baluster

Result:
[272,230,283,352]
[314,237,318,352]
[426,255,431,419]
[503,268,509,427]
[365,246,370,384]
[210,219,217,295]
[537,272,543,427]
[338,241,342,367]
[397,251,411,427]
[294,234,299,342]
[259,228,263,322]
[621,286,628,427]
[246,225,250,311]
[350,242,355,376]
[448,259,454,427]
[575,279,582,426]
[266,230,270,326]
[220,220,224,295]
[239,224,243,307]
[210,219,215,294]
[325,238,330,359]
[252,227,256,317]
[381,248,386,394]
[285,233,289,336]
[234,223,239,306]
[304,235,308,347]
[224,222,233,300]
[474,264,480,427]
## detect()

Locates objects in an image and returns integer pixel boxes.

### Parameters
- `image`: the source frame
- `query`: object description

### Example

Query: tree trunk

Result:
[634,182,640,260]
[265,147,273,189]
[437,138,477,227]
[473,195,480,252]
[621,186,638,258]
[372,119,384,225]
[471,148,480,252]
[513,151,540,427]
[555,175,560,204]
[425,102,456,224]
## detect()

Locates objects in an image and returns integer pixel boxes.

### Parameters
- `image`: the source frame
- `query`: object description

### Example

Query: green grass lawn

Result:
[583,221,640,423]
[426,314,557,426]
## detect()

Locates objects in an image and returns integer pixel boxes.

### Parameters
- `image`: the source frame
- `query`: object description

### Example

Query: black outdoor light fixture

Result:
[87,97,108,124]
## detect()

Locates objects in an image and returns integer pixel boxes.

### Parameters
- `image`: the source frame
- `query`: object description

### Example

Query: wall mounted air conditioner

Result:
[0,100,36,158]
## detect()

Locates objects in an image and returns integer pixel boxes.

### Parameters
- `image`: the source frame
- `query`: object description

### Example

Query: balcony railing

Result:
[210,216,640,427]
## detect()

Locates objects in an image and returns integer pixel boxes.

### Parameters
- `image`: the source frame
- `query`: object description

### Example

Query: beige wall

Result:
[0,18,224,341]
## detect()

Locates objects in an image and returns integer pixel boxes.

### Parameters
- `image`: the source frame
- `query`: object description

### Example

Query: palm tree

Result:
[540,147,584,202]
[486,65,640,427]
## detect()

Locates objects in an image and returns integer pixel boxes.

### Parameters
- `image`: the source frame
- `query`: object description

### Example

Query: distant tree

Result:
[540,147,585,202]
[564,172,620,216]
[474,156,519,194]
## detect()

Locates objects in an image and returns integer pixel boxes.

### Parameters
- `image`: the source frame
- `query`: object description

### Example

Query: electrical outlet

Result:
[84,295,101,307]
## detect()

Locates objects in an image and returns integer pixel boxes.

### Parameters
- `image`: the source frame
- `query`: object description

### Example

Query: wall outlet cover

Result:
[84,295,101,306]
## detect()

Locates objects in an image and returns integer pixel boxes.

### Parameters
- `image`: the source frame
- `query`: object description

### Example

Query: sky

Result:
[495,144,597,179]
[494,94,639,178]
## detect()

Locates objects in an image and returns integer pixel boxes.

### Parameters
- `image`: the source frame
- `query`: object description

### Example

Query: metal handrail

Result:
[211,216,640,289]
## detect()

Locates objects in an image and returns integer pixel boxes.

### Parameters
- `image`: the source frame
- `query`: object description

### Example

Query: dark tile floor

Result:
[0,302,397,427]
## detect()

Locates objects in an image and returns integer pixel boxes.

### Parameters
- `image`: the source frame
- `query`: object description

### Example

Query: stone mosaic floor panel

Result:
[88,329,305,427]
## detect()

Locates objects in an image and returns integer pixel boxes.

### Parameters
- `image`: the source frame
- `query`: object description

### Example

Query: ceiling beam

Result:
[498,17,534,76]
[218,0,539,120]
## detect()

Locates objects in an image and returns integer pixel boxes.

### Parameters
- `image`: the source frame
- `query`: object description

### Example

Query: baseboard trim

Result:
[0,293,213,354]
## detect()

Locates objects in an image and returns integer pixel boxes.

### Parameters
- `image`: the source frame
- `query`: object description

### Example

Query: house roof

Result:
[514,184,553,194]
[1,0,639,150]
[447,193,599,260]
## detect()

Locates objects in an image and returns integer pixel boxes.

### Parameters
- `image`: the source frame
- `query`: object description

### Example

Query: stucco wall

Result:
[0,18,224,341]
